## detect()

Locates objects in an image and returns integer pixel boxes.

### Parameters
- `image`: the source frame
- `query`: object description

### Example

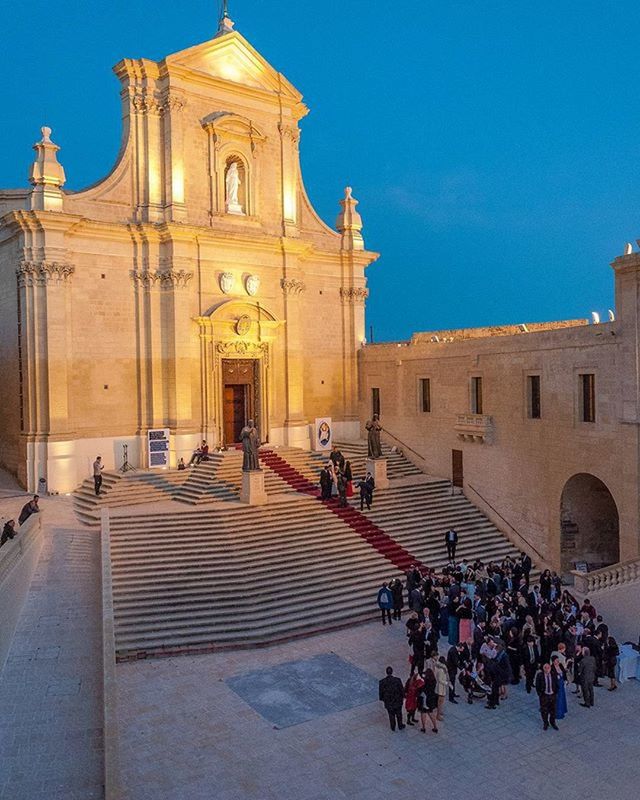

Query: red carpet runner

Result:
[259,450,429,573]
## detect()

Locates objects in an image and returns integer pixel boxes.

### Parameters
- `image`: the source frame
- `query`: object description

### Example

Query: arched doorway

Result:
[560,473,619,572]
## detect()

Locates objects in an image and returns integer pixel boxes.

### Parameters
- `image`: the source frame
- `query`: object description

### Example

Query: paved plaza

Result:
[0,495,103,800]
[117,619,640,800]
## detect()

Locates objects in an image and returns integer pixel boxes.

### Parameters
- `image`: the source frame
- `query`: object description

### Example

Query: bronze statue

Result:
[240,419,260,471]
[366,413,383,459]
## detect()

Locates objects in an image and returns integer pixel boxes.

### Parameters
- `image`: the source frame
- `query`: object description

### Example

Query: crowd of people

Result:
[0,494,40,548]
[378,536,622,733]
[319,445,375,510]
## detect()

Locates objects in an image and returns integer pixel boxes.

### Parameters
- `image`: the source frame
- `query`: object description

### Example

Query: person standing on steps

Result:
[93,456,104,496]
[319,463,332,501]
[329,444,345,472]
[359,472,374,510]
[378,666,406,731]
[337,469,348,508]
[390,577,404,620]
[445,528,458,562]
[377,582,393,625]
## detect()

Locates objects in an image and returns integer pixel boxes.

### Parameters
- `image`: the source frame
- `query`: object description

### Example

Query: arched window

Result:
[224,155,248,215]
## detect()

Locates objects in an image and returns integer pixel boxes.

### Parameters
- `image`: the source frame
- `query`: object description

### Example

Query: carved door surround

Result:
[195,299,281,446]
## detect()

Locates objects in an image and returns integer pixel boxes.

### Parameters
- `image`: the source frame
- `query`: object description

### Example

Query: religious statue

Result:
[365,413,383,459]
[225,161,241,208]
[240,419,260,471]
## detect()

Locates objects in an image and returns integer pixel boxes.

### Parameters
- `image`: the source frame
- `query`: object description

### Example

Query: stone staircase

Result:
[173,450,290,505]
[106,447,536,660]
[73,469,189,525]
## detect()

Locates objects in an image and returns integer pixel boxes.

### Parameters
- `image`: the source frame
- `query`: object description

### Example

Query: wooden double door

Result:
[222,359,259,444]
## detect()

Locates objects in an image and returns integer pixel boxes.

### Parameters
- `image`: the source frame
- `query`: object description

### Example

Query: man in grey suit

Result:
[578,646,597,708]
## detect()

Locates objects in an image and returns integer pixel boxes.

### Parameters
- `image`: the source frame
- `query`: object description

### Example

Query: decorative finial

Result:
[28,126,66,211]
[624,242,633,256]
[336,186,365,251]
[217,0,234,34]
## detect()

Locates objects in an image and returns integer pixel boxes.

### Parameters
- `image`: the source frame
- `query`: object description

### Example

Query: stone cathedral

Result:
[0,14,377,493]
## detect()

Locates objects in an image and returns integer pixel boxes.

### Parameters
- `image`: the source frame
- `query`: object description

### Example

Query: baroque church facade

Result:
[0,16,377,494]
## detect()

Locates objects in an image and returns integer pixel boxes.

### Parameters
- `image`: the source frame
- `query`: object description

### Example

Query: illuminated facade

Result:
[0,18,377,492]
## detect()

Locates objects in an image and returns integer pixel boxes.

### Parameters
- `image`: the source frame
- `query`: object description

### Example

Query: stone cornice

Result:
[17,260,75,287]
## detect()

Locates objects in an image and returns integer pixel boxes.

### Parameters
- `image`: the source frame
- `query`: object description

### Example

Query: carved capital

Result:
[17,260,75,287]
[339,286,369,304]
[162,95,186,114]
[278,123,301,146]
[132,269,193,289]
[281,278,306,296]
[158,269,194,289]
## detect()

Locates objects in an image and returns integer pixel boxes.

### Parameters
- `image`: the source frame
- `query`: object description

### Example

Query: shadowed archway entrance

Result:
[560,473,619,573]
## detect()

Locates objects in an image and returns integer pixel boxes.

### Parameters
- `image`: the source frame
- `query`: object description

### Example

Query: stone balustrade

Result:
[571,558,640,594]
[454,413,494,443]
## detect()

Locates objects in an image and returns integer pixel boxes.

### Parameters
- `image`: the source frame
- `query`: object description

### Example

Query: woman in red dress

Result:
[404,672,423,726]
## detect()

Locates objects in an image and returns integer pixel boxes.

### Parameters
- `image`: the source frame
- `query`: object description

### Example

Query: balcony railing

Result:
[454,413,493,443]
[571,557,640,594]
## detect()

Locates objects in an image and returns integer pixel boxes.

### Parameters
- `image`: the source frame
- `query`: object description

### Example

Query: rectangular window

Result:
[527,375,541,419]
[419,378,431,413]
[471,376,483,414]
[371,387,380,417]
[581,373,596,423]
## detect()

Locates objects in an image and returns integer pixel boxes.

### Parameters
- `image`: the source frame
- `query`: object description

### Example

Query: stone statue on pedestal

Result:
[366,413,383,459]
[240,420,260,471]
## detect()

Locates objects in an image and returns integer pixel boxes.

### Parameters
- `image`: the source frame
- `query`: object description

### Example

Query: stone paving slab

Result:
[226,653,377,728]
[116,619,640,800]
[0,495,104,800]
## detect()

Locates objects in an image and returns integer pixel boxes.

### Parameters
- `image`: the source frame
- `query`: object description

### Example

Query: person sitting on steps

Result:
[188,440,209,466]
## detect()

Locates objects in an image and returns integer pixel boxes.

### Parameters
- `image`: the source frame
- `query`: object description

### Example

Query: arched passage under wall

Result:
[560,473,619,572]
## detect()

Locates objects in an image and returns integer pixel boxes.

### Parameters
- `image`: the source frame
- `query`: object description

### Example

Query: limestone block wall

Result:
[359,321,636,569]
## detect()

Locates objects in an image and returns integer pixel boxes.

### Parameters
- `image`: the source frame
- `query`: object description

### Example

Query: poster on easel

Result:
[312,417,332,451]
[148,428,170,468]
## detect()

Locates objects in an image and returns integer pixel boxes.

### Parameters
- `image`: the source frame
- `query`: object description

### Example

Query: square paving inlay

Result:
[226,653,377,729]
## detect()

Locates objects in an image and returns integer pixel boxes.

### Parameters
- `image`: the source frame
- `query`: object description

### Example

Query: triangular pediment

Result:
[165,31,302,101]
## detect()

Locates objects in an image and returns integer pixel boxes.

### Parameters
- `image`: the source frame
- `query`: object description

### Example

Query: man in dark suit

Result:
[446,642,465,703]
[521,552,532,586]
[378,666,406,731]
[535,662,559,730]
[521,636,540,693]
[445,529,458,561]
[319,465,332,501]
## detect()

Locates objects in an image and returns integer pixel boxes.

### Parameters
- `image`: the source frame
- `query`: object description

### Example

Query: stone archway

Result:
[560,473,619,572]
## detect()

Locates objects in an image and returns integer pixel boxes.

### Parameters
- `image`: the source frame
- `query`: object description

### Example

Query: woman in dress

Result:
[551,655,568,720]
[540,569,552,602]
[435,657,451,721]
[605,636,620,691]
[390,578,404,621]
[417,668,439,733]
[404,672,423,726]
[457,597,474,645]
[344,459,354,498]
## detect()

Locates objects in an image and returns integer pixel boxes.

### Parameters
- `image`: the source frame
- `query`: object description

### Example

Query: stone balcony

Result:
[454,413,494,443]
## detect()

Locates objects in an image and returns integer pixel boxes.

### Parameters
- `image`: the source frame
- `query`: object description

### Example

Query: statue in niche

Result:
[225,161,242,212]
[366,413,383,459]
[240,419,260,471]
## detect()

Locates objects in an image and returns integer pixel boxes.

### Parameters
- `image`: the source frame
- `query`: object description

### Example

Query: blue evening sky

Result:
[2,1,639,342]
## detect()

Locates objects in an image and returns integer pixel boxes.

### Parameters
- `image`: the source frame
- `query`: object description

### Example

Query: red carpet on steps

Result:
[259,450,428,573]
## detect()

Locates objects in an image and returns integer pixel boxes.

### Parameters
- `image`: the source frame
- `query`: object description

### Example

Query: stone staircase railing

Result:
[571,558,640,594]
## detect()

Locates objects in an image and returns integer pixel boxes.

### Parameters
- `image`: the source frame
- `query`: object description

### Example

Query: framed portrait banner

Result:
[313,417,332,451]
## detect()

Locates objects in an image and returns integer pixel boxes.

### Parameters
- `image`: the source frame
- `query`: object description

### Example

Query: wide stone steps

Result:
[73,469,189,524]
[106,444,538,658]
